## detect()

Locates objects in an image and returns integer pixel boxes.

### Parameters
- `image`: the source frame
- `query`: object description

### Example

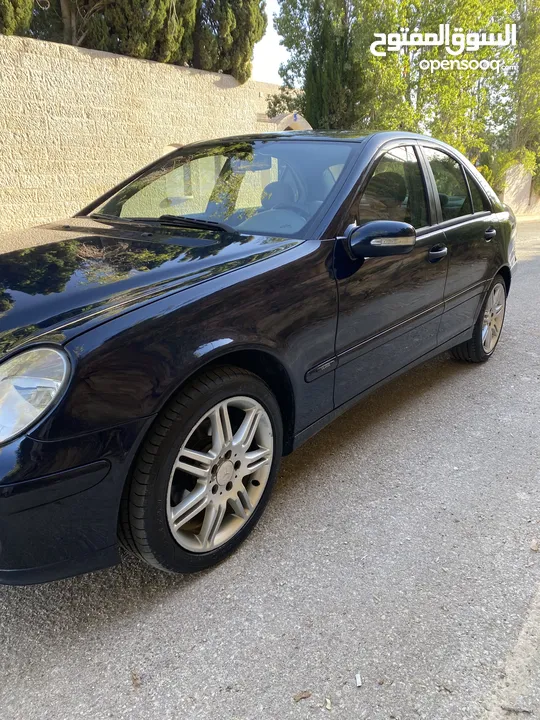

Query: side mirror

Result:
[345,220,416,259]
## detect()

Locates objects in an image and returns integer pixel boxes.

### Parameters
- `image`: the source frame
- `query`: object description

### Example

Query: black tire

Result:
[450,273,507,363]
[119,365,283,573]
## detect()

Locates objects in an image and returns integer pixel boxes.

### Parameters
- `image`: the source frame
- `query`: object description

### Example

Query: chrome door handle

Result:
[428,244,448,263]
[484,227,497,241]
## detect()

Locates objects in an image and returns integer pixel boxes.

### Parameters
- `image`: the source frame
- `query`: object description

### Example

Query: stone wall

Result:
[0,35,281,233]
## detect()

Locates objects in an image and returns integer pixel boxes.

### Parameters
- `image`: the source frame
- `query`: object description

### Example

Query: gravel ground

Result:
[1,219,539,720]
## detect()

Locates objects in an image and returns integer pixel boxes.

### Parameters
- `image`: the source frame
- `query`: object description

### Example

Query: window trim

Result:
[417,143,493,229]
[419,144,476,225]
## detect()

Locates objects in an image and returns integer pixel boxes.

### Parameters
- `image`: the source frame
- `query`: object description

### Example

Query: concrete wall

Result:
[501,164,540,215]
[0,35,281,233]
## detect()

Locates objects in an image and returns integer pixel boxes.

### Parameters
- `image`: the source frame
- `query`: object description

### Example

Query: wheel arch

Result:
[152,346,297,456]
[498,265,511,295]
[204,349,296,455]
[118,348,296,552]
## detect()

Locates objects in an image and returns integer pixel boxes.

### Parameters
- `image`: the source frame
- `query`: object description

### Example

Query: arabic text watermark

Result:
[419,58,503,73]
[370,23,516,72]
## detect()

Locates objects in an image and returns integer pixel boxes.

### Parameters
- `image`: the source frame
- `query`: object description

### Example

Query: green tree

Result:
[192,0,267,83]
[348,0,418,131]
[272,0,519,152]
[270,0,360,127]
[82,0,197,62]
[267,84,305,117]
[29,0,64,42]
[273,0,317,86]
[408,0,515,153]
[303,0,359,128]
[32,0,197,62]
[511,1,540,159]
[0,0,33,34]
[23,0,261,81]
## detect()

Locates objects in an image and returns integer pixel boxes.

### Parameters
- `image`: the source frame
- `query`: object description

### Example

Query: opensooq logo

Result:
[370,23,516,72]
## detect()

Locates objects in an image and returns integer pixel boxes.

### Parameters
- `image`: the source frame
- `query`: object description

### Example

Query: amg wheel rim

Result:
[482,282,506,354]
[167,396,274,553]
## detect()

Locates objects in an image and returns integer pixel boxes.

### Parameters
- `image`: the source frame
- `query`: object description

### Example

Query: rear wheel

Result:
[120,366,283,573]
[450,274,507,363]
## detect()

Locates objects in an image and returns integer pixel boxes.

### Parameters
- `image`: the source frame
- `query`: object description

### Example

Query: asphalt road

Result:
[1,220,540,720]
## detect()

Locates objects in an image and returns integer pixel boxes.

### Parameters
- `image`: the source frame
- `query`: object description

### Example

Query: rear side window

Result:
[423,147,472,222]
[350,146,429,229]
[468,174,490,212]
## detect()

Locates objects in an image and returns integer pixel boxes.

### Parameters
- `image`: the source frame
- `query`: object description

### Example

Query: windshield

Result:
[92,139,356,237]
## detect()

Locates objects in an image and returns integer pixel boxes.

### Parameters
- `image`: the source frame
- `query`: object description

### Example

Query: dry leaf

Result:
[131,670,142,688]
[293,690,312,702]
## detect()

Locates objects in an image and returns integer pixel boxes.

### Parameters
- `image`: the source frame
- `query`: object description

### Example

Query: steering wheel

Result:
[272,204,309,220]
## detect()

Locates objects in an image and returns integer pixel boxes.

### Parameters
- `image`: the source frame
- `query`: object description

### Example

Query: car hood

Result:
[0,217,302,356]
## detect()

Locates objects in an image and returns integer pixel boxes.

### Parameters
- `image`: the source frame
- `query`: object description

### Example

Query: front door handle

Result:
[484,227,497,241]
[428,244,448,263]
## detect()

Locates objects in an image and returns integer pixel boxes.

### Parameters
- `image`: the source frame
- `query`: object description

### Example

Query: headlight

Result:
[0,347,69,444]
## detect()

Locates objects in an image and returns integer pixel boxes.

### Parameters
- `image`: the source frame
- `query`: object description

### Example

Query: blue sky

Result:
[252,0,290,84]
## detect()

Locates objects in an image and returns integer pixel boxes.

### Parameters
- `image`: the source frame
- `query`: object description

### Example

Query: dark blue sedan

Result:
[0,131,517,584]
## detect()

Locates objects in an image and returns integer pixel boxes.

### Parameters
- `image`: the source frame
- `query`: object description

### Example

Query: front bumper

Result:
[0,416,154,585]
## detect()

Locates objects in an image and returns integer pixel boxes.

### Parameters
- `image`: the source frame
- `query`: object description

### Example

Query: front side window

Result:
[93,140,355,238]
[423,147,472,221]
[349,146,428,230]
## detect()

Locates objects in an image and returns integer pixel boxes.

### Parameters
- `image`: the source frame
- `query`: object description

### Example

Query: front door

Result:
[333,143,448,407]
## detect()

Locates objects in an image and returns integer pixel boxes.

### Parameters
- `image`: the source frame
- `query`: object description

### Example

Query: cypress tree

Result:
[83,0,197,63]
[3,0,264,83]
[26,1,196,64]
[303,0,357,129]
[0,0,33,35]
[193,0,266,83]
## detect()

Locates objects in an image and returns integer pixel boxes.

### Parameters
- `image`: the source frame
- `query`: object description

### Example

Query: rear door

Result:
[333,142,448,407]
[419,144,498,343]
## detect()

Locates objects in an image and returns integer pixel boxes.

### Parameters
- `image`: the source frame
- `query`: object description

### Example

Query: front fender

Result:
[29,239,337,442]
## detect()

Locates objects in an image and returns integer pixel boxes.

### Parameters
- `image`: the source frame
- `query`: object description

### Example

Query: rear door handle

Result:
[428,244,448,263]
[484,227,497,241]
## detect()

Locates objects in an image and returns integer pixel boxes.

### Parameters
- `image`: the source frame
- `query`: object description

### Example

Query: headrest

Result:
[366,172,407,206]
[439,193,449,207]
[261,182,292,209]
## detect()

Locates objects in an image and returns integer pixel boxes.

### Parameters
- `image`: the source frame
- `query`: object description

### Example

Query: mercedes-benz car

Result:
[0,131,517,584]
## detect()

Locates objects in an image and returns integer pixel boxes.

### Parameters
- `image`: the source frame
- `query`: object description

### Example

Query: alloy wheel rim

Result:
[481,283,505,354]
[167,396,274,553]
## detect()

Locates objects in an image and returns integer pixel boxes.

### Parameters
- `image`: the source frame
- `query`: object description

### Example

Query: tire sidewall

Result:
[476,276,507,360]
[135,371,283,573]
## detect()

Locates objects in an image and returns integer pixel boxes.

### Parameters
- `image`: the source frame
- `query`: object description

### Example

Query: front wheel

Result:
[120,366,283,573]
[450,274,507,363]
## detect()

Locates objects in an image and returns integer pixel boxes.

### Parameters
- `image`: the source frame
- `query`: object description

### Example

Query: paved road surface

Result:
[1,219,539,720]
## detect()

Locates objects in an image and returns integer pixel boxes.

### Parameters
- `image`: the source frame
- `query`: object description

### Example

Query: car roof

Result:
[182,130,445,148]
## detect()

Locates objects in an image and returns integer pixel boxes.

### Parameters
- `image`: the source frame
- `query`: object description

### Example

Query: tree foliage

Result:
[1,0,264,83]
[510,1,540,169]
[303,0,358,128]
[193,0,266,83]
[271,0,540,183]
[81,0,198,63]
[267,84,305,117]
[0,0,32,34]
